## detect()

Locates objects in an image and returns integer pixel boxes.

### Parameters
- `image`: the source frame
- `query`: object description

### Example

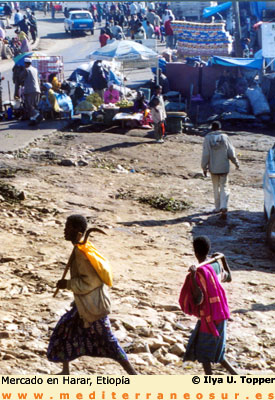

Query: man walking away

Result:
[29,12,37,43]
[201,121,239,219]
[22,58,41,122]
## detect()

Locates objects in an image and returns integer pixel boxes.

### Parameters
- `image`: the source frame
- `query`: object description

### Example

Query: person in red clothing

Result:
[164,16,174,49]
[99,29,110,47]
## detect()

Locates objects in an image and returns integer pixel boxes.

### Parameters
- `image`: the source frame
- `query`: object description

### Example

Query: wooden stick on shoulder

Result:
[196,254,225,268]
[53,228,107,298]
[53,249,75,298]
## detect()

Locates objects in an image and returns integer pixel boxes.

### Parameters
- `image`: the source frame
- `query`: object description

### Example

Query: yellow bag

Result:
[76,241,113,287]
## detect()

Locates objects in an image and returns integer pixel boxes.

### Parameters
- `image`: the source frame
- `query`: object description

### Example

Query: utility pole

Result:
[232,1,243,57]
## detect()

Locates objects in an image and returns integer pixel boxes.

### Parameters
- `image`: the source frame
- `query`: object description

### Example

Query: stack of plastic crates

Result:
[31,55,64,83]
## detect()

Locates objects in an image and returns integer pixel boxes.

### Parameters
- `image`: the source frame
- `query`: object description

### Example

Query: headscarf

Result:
[18,31,27,41]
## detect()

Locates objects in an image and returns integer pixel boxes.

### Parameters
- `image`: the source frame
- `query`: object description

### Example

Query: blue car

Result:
[64,10,94,36]
[263,146,275,250]
[0,3,6,17]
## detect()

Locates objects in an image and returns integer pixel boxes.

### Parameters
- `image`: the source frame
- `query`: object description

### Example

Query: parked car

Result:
[263,145,275,250]
[64,10,94,36]
[0,2,7,17]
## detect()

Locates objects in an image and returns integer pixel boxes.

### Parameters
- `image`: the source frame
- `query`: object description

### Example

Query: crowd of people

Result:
[94,2,176,49]
[0,3,37,60]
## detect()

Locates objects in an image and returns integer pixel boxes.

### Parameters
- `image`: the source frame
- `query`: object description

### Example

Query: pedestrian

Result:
[29,12,37,43]
[179,236,237,375]
[47,214,137,375]
[17,30,31,53]
[151,97,165,143]
[3,3,12,28]
[14,9,23,26]
[146,20,155,39]
[51,3,56,20]
[90,60,108,99]
[17,15,30,36]
[154,71,170,94]
[130,2,138,16]
[99,29,110,47]
[150,84,166,120]
[134,22,146,40]
[128,14,138,39]
[22,58,41,121]
[0,26,6,60]
[201,121,240,219]
[164,16,174,49]
[110,21,123,39]
[43,2,48,16]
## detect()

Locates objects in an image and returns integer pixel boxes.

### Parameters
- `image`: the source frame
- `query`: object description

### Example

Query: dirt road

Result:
[0,126,274,375]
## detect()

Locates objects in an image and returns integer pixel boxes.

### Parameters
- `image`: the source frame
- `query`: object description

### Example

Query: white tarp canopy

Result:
[88,39,158,66]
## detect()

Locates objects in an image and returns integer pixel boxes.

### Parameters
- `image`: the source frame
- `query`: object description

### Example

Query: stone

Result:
[6,324,18,331]
[170,343,185,357]
[78,160,89,167]
[58,159,76,167]
[136,327,152,337]
[140,353,160,366]
[158,304,181,312]
[162,322,174,332]
[162,335,177,345]
[114,329,128,342]
[118,315,148,331]
[162,353,181,365]
[173,322,186,331]
[132,341,151,354]
[147,336,169,352]
[164,313,177,324]
[153,347,168,363]
[0,332,10,339]
[127,354,148,366]
[30,149,56,160]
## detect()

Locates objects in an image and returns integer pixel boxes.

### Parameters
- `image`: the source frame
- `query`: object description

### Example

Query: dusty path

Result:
[0,127,274,375]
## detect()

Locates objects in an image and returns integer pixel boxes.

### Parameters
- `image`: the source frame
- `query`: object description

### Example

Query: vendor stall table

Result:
[113,112,144,129]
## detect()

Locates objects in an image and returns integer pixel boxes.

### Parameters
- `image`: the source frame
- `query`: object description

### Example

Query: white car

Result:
[64,10,94,36]
[263,145,275,250]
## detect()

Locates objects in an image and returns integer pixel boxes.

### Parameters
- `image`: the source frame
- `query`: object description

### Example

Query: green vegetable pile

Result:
[115,99,134,108]
[138,194,191,212]
[86,93,103,108]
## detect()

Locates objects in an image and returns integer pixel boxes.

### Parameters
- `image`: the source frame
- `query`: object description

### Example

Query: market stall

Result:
[80,40,159,127]
[172,20,233,58]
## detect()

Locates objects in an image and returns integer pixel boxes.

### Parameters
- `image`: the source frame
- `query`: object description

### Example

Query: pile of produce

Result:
[75,92,103,113]
[138,194,191,212]
[115,99,134,108]
[75,101,97,113]
[86,93,103,108]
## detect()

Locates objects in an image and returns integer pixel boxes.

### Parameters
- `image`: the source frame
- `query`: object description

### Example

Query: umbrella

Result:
[13,51,46,66]
[88,40,158,65]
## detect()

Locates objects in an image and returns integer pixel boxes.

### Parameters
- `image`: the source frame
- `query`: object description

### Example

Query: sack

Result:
[77,284,111,321]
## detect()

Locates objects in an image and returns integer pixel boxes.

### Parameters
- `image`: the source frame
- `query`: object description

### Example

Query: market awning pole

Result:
[7,81,11,102]
[156,38,159,86]
[232,1,243,57]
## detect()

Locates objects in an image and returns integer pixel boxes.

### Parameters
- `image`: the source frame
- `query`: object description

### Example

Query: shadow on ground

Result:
[119,209,275,273]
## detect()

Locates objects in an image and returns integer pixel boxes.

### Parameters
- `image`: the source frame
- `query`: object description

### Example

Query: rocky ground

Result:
[0,124,274,375]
